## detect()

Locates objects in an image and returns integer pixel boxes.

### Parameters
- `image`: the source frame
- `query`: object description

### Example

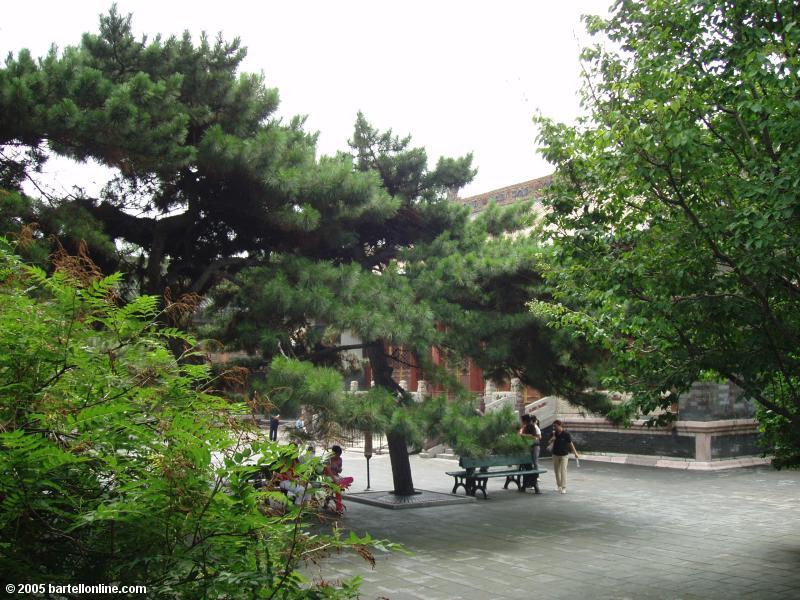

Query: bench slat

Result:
[459,454,534,469]
[473,469,546,478]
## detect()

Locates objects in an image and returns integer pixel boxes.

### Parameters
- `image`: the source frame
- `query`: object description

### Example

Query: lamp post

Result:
[364,431,373,490]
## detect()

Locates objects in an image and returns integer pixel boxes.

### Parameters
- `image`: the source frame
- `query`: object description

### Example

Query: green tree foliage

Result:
[0,7,386,298]
[212,115,603,491]
[405,201,607,412]
[212,114,479,494]
[532,0,800,466]
[266,357,528,460]
[416,397,529,458]
[0,240,387,597]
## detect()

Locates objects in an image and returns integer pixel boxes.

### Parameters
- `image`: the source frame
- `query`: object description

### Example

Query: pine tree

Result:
[0,7,385,299]
[212,115,603,495]
[1,9,602,494]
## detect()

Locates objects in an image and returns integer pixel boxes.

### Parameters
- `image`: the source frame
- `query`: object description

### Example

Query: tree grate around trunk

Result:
[346,490,475,509]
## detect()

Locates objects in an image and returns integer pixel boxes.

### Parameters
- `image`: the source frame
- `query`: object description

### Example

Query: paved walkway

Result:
[313,452,800,599]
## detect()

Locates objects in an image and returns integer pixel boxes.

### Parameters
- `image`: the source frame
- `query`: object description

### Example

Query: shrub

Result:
[0,240,385,598]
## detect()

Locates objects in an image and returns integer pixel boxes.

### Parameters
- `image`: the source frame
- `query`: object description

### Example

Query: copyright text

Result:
[6,583,148,595]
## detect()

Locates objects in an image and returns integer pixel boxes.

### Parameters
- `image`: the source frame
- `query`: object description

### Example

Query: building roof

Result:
[457,174,553,214]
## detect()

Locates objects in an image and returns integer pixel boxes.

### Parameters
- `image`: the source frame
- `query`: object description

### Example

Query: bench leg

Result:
[466,478,476,497]
[476,479,488,499]
[532,474,541,494]
[504,475,523,491]
[466,478,488,498]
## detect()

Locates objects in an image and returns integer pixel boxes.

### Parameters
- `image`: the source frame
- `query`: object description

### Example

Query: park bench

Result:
[446,454,546,499]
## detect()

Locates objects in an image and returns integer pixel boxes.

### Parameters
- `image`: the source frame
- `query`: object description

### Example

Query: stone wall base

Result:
[548,416,769,469]
[574,453,771,471]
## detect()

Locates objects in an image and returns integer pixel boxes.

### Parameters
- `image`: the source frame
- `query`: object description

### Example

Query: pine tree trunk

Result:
[386,430,416,496]
[365,341,416,495]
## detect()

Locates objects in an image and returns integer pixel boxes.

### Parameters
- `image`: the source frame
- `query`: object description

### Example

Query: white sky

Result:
[1,0,611,197]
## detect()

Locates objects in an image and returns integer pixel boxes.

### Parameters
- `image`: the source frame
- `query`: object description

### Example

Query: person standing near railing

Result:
[269,412,280,442]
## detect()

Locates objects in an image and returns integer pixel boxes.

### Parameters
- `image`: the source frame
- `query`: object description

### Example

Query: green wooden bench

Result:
[446,454,546,499]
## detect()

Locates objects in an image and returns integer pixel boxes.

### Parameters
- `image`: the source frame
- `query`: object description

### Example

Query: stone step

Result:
[419,446,458,460]
[435,452,458,460]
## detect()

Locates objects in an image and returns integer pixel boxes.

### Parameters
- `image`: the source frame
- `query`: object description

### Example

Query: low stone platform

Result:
[347,489,475,509]
[579,452,771,471]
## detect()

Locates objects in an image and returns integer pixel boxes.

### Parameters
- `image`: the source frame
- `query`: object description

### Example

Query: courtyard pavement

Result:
[313,451,800,600]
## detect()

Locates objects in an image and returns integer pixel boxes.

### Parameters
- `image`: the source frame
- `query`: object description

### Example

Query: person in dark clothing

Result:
[548,419,579,494]
[519,413,543,493]
[519,414,542,469]
[269,413,280,441]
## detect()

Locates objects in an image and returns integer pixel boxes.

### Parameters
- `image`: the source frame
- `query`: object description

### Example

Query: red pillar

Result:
[408,352,418,392]
[430,345,442,394]
[468,359,484,393]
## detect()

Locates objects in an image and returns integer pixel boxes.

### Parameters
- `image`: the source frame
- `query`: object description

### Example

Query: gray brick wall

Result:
[541,427,695,459]
[678,382,755,421]
[711,433,764,459]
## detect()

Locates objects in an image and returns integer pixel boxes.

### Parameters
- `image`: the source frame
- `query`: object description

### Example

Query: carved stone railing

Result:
[482,378,524,414]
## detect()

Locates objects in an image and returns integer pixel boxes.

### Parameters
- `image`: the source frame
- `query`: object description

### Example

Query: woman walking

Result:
[548,419,580,494]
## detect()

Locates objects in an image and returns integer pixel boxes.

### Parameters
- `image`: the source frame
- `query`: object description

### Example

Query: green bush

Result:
[434,400,528,458]
[0,240,387,598]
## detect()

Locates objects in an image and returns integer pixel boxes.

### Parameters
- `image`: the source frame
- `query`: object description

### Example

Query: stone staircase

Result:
[524,395,557,428]
[419,443,458,460]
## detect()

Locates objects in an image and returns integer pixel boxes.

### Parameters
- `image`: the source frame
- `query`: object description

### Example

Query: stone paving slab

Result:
[310,452,800,599]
